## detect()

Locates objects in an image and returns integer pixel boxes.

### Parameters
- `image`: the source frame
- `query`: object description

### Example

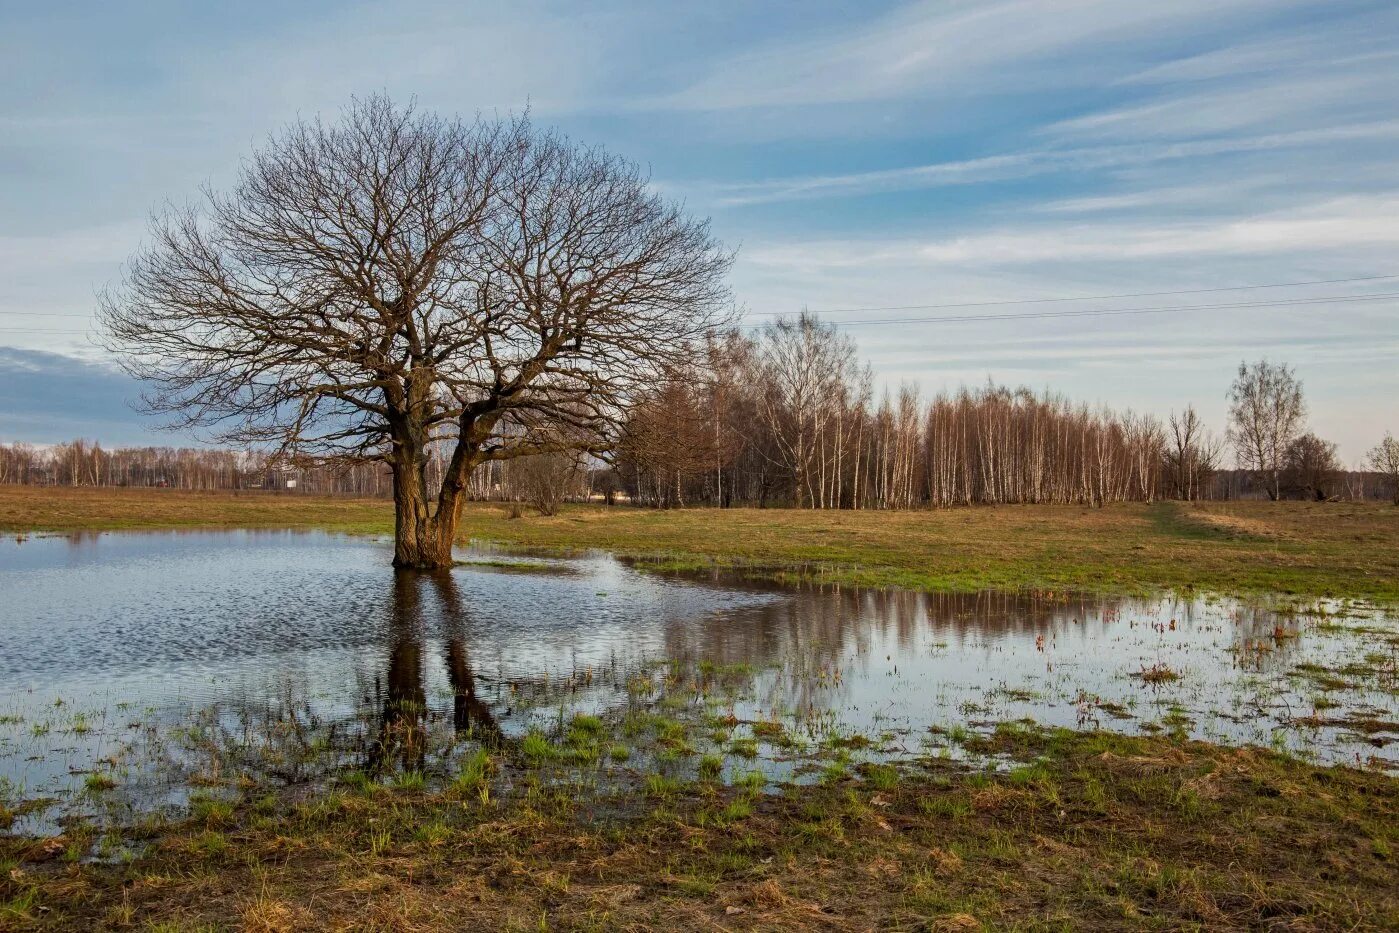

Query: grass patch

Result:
[520,729,558,764]
[452,749,494,796]
[2,729,1393,929]
[82,773,117,794]
[1133,662,1181,684]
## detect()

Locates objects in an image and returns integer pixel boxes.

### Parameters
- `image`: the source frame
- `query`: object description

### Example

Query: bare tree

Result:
[1227,360,1306,501]
[100,96,732,567]
[616,376,723,508]
[756,313,861,508]
[1123,411,1165,503]
[1164,406,1222,501]
[513,451,582,516]
[1369,433,1399,505]
[1283,432,1339,500]
[0,442,39,485]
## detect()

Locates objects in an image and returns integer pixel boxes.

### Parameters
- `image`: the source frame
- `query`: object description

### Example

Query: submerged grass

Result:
[2,726,1394,930]
[5,486,1398,601]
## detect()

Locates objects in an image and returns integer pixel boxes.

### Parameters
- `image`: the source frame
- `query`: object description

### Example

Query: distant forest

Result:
[3,439,1387,505]
[3,317,1395,508]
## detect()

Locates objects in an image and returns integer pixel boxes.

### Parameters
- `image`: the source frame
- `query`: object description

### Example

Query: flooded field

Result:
[2,530,1396,839]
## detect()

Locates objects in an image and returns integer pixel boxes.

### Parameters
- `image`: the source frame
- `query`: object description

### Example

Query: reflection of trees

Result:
[671,585,1130,668]
[673,582,1303,672]
[361,567,1309,774]
[661,582,1309,715]
[366,570,508,775]
[366,570,429,774]
[430,571,507,748]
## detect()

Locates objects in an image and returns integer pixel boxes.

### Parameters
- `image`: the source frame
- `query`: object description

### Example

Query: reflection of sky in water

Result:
[681,588,1397,775]
[1,529,1395,818]
[0,530,773,693]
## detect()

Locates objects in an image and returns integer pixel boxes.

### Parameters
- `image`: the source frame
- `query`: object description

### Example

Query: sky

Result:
[1,0,1397,459]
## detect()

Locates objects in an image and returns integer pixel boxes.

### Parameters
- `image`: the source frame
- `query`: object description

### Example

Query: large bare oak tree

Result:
[100,96,732,568]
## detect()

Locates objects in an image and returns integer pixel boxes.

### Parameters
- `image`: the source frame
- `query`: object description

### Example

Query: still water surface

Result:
[2,530,1395,832]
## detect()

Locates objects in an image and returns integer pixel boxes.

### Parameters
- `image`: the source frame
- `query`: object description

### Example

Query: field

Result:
[4,724,1396,931]
[3,485,1398,601]
[4,485,1399,930]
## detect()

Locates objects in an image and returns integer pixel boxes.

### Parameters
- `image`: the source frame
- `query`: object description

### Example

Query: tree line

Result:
[5,316,1396,508]
[0,440,385,494]
[610,315,1399,508]
[0,438,585,503]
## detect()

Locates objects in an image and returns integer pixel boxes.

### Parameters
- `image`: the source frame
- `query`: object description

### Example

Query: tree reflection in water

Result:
[360,572,1317,776]
[367,570,507,776]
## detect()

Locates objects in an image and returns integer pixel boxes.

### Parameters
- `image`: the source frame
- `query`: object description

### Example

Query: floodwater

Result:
[1,530,1395,834]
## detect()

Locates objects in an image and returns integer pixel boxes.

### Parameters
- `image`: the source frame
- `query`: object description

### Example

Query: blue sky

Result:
[2,0,1397,457]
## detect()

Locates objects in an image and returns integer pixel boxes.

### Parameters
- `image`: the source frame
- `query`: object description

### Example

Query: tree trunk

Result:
[392,454,458,569]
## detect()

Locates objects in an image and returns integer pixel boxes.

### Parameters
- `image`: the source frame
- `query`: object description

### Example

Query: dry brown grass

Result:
[1177,508,1296,540]
[0,484,389,534]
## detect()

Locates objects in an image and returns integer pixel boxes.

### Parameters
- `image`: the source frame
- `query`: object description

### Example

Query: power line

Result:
[759,272,1399,317]
[0,311,94,318]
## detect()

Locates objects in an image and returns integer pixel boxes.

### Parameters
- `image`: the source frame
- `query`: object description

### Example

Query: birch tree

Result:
[1368,434,1399,505]
[1227,360,1306,501]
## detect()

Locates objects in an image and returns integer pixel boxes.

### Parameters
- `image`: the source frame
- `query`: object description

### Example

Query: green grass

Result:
[82,773,116,794]
[520,730,557,764]
[728,736,759,758]
[5,486,1397,601]
[452,749,493,796]
[644,773,684,798]
[698,754,725,781]
[390,770,427,792]
[188,794,234,826]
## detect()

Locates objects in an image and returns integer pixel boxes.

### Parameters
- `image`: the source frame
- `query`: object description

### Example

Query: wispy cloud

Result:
[699,122,1399,207]
[1049,67,1395,141]
[1117,22,1395,86]
[1029,181,1270,215]
[659,0,1307,111]
[1047,13,1399,142]
[743,194,1399,270]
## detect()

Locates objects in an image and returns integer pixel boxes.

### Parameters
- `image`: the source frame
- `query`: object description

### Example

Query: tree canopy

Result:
[100,96,733,566]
